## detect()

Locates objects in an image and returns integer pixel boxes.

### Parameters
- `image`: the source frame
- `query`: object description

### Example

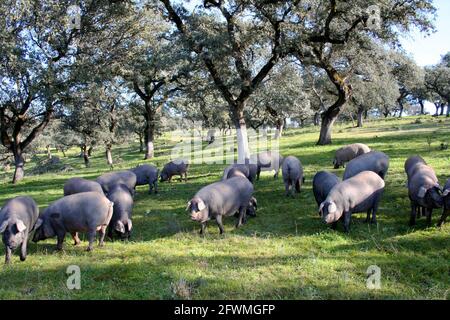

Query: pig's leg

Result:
[107,226,113,240]
[98,225,107,247]
[365,209,371,223]
[154,181,158,194]
[199,222,207,235]
[409,203,417,226]
[216,215,224,234]
[86,229,96,251]
[437,209,449,227]
[295,179,301,193]
[19,234,28,261]
[285,181,290,197]
[371,197,380,224]
[4,245,11,264]
[426,208,432,227]
[331,222,338,230]
[236,207,245,228]
[56,231,66,251]
[71,232,81,246]
[256,167,261,181]
[184,172,188,182]
[343,212,351,233]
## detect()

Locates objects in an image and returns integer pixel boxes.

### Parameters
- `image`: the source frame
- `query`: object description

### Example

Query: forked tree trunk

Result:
[398,100,404,118]
[12,149,25,184]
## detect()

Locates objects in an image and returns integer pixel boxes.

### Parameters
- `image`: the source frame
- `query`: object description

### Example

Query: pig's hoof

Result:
[371,219,377,225]
[86,247,93,252]
[20,256,26,262]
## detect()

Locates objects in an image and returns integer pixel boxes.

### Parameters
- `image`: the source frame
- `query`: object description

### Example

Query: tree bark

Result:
[313,112,320,126]
[274,118,284,139]
[83,145,90,168]
[88,146,93,157]
[398,99,404,118]
[357,106,364,128]
[418,99,425,115]
[138,132,144,153]
[440,103,445,116]
[106,144,113,169]
[232,103,250,164]
[446,104,450,117]
[12,149,25,184]
[46,145,52,159]
[318,111,338,145]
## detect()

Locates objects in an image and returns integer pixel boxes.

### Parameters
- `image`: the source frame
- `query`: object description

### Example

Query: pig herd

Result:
[0,146,449,264]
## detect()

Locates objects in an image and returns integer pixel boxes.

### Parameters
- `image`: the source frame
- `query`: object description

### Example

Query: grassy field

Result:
[0,116,449,300]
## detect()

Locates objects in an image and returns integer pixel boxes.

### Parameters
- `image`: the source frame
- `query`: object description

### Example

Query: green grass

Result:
[0,115,449,300]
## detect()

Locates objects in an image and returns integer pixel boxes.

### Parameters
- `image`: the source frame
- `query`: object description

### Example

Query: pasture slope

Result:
[0,116,449,300]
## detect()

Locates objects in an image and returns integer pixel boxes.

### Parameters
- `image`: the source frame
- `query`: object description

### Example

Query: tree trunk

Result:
[313,112,320,126]
[440,103,445,116]
[138,133,144,153]
[12,148,25,184]
[419,100,425,115]
[83,145,90,168]
[357,106,364,128]
[61,149,66,157]
[398,100,404,118]
[46,145,52,159]
[364,109,368,120]
[274,118,284,139]
[434,103,440,116]
[143,101,155,159]
[232,103,250,164]
[88,146,93,157]
[317,112,338,145]
[446,104,450,117]
[105,144,113,169]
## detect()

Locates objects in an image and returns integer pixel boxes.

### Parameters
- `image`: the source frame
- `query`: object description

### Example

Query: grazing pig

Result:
[63,177,104,196]
[406,160,443,226]
[343,151,389,180]
[312,171,341,208]
[32,192,114,251]
[222,163,257,183]
[333,143,371,169]
[251,151,284,180]
[281,156,304,196]
[130,164,159,194]
[404,155,427,179]
[160,160,189,183]
[438,179,450,227]
[106,184,133,240]
[319,171,385,233]
[96,170,137,195]
[404,156,427,218]
[187,176,255,234]
[0,197,39,264]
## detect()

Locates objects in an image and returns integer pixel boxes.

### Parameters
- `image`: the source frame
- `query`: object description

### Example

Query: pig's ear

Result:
[318,203,324,216]
[16,220,27,233]
[418,186,427,198]
[115,221,125,233]
[185,201,191,211]
[0,220,8,233]
[127,219,133,231]
[443,189,450,197]
[34,218,43,230]
[197,199,206,211]
[328,202,337,213]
